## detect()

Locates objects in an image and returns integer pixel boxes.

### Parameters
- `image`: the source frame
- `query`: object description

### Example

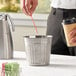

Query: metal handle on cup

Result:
[5,14,15,32]
[0,13,15,32]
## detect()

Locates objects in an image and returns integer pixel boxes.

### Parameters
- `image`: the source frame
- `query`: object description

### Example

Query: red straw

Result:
[30,15,38,34]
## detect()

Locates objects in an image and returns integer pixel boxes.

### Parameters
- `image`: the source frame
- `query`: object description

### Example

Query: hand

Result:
[68,28,76,44]
[23,0,38,16]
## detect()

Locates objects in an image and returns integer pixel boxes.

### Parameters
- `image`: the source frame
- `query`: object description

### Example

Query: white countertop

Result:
[0,51,76,76]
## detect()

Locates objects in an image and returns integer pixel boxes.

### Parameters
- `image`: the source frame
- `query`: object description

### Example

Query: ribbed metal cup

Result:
[24,35,52,66]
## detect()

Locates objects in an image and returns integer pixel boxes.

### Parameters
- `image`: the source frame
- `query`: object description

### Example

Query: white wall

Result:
[12,26,47,51]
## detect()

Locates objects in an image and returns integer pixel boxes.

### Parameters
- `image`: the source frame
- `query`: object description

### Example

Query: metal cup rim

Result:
[24,35,53,38]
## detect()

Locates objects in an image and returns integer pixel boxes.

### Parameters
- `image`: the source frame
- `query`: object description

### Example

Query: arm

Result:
[23,0,38,16]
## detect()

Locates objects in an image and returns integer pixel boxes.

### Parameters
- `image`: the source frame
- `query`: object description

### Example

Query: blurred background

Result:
[0,0,51,13]
[0,0,51,51]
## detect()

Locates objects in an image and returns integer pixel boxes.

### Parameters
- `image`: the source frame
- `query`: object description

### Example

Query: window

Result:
[0,0,20,12]
[0,0,51,14]
[35,0,51,14]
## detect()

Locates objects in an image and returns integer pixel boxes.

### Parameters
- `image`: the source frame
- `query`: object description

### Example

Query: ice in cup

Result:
[62,18,76,47]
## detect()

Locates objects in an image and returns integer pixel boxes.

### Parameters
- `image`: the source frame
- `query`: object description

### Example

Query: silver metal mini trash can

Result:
[24,35,52,66]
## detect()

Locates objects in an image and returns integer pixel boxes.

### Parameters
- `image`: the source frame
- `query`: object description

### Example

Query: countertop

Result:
[0,51,76,76]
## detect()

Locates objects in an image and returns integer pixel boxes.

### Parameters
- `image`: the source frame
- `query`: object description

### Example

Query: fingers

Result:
[68,28,76,39]
[25,0,32,15]
[30,0,38,14]
[23,0,32,16]
[68,28,76,44]
[23,0,38,16]
[23,7,30,16]
[69,36,76,44]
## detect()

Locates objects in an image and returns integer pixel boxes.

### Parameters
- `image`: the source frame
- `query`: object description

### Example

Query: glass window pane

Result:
[0,0,20,12]
[35,0,51,14]
[0,0,51,14]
